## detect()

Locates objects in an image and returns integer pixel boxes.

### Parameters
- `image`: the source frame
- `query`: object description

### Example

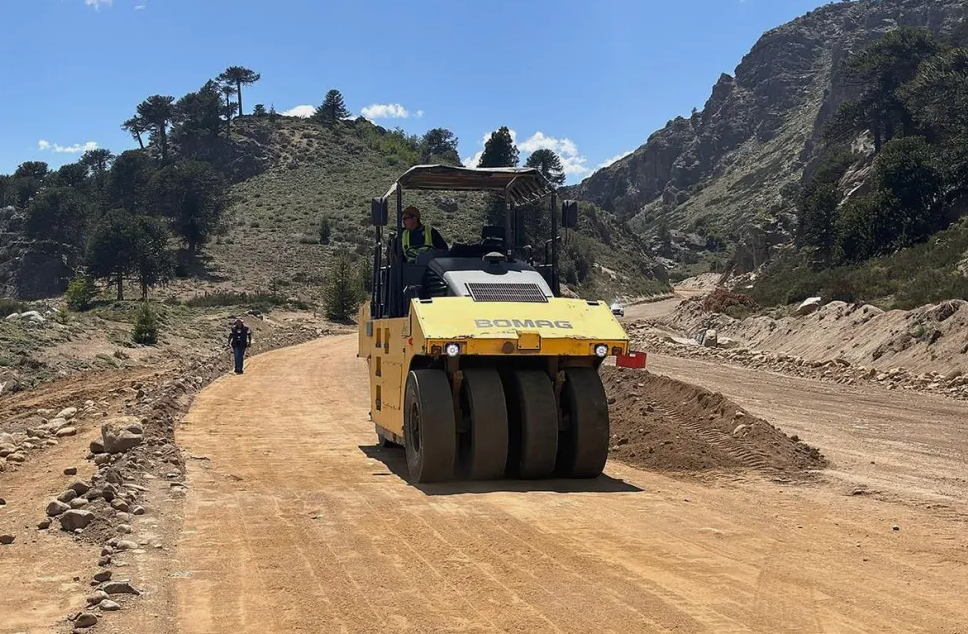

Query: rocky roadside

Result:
[0,322,352,632]
[628,325,968,402]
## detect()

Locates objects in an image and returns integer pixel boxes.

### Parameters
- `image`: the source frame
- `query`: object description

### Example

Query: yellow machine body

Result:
[355,164,647,483]
[358,296,629,442]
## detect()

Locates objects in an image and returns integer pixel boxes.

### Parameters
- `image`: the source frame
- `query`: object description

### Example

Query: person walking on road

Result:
[228,318,252,374]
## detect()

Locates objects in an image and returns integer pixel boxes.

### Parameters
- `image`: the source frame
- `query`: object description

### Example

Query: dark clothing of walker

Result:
[229,324,252,374]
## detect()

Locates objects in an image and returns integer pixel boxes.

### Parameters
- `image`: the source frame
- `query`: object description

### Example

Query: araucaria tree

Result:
[313,89,351,125]
[217,66,261,115]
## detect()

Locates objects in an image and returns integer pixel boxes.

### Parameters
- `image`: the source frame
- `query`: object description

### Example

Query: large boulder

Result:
[101,417,144,454]
[59,509,95,531]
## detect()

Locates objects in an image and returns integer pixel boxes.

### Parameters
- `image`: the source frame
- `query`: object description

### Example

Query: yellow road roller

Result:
[357,164,646,483]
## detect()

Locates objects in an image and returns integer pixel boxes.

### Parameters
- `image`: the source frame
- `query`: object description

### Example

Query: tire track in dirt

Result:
[650,401,774,474]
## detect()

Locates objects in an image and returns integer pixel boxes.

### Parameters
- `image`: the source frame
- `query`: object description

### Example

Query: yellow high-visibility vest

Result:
[402,225,433,262]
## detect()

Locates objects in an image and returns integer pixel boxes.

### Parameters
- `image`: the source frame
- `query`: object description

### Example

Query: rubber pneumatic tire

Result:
[403,369,457,483]
[555,367,610,478]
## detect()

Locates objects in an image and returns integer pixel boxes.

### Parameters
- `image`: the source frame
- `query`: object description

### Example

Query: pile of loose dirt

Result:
[625,325,968,402]
[602,366,826,478]
[659,295,968,378]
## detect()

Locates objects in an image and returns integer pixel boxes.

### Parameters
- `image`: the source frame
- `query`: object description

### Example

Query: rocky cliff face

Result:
[565,0,965,270]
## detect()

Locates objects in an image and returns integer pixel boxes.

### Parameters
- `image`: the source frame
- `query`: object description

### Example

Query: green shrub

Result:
[65,276,97,311]
[184,290,287,309]
[323,254,365,321]
[132,303,159,345]
[0,298,28,318]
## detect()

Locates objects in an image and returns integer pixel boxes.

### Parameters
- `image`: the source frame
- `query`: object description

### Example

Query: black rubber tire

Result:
[555,368,610,478]
[457,368,509,480]
[504,370,558,479]
[403,369,457,483]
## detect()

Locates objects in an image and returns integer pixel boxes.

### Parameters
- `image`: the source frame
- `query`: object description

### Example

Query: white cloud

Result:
[596,149,634,170]
[461,128,591,180]
[38,139,98,153]
[360,103,412,120]
[518,131,588,176]
[282,105,315,118]
[84,0,113,9]
[416,110,425,118]
[135,4,146,9]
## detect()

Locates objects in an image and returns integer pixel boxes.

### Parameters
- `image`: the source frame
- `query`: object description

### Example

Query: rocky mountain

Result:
[564,0,966,272]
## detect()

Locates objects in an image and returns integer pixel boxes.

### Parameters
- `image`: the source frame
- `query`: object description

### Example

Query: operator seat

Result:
[481,225,505,251]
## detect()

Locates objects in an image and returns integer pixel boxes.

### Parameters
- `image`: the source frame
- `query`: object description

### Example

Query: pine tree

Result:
[313,90,351,125]
[323,254,364,321]
[478,127,519,167]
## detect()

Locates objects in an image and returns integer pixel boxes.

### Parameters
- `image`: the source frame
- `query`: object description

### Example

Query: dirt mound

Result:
[660,294,968,377]
[602,366,826,478]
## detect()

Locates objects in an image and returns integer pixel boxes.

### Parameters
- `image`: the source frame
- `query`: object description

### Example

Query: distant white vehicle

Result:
[610,302,624,317]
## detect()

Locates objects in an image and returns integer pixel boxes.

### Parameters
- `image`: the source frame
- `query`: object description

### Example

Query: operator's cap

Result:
[403,205,420,219]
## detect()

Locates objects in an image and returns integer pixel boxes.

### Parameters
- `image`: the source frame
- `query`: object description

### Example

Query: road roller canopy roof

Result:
[383,165,557,207]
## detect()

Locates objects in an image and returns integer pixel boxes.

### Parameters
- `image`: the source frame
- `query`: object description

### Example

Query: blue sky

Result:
[0,0,835,184]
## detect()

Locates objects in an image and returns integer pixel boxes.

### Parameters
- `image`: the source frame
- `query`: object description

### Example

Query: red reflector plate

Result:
[616,351,647,368]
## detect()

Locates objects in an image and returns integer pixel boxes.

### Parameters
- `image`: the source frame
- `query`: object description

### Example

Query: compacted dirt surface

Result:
[1,335,953,634]
[3,293,968,632]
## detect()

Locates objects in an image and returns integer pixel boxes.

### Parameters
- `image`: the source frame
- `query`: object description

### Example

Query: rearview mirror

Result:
[561,200,578,229]
[371,198,388,226]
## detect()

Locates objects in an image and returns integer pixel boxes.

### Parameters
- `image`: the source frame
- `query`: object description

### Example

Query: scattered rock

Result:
[87,590,109,605]
[56,426,77,437]
[57,489,78,503]
[99,599,122,611]
[0,534,14,545]
[74,612,98,628]
[47,500,70,516]
[93,570,112,582]
[64,466,78,475]
[111,499,129,512]
[59,509,95,531]
[101,418,144,454]
[56,407,79,419]
[101,581,141,595]
[38,518,52,529]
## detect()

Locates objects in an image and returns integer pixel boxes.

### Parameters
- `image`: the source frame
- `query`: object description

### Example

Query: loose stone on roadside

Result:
[73,612,98,628]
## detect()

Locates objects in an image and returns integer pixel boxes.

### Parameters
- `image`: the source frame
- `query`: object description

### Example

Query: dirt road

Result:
[87,335,967,634]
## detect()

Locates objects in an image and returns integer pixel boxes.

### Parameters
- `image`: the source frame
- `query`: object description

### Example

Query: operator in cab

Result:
[398,205,448,262]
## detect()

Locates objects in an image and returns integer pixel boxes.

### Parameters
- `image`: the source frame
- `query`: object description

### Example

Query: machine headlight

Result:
[594,344,608,358]
[445,342,461,357]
